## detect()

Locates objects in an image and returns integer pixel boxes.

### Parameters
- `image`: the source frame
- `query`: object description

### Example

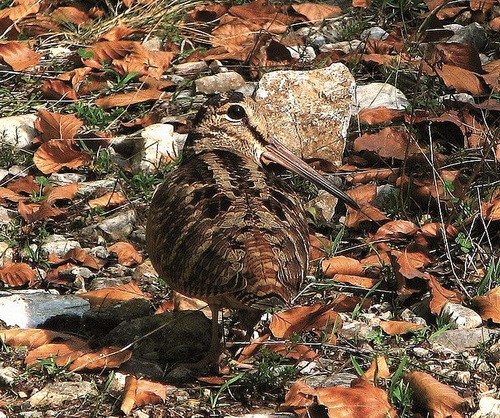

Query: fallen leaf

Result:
[291,4,342,21]
[435,64,488,96]
[309,233,332,261]
[33,140,91,174]
[322,256,365,276]
[396,247,432,279]
[6,175,39,194]
[99,24,145,41]
[18,200,65,223]
[95,89,166,108]
[49,247,105,270]
[0,0,40,20]
[428,275,464,314]
[405,371,466,417]
[358,107,405,124]
[121,376,170,415]
[0,41,41,70]
[371,220,419,240]
[0,262,36,286]
[353,127,419,160]
[330,274,380,289]
[44,183,79,205]
[108,242,143,266]
[380,320,425,335]
[0,329,76,349]
[35,110,84,143]
[270,304,342,341]
[481,200,500,221]
[270,342,319,361]
[420,223,459,239]
[88,191,127,208]
[40,79,78,100]
[0,187,25,202]
[363,356,392,381]
[51,6,90,25]
[79,282,148,308]
[473,287,500,324]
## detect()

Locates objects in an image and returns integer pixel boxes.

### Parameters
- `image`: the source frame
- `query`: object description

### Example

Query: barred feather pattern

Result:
[146,149,309,311]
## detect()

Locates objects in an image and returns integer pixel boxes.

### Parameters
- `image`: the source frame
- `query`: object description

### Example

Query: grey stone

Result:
[476,397,500,417]
[0,206,11,225]
[139,123,187,172]
[47,46,72,58]
[354,82,409,113]
[441,302,483,329]
[195,71,246,94]
[445,22,487,51]
[97,209,136,241]
[305,372,358,388]
[0,366,19,385]
[41,234,80,257]
[0,114,37,149]
[320,40,362,54]
[0,168,8,182]
[361,26,389,40]
[48,172,86,185]
[321,20,344,42]
[173,61,209,76]
[430,327,499,354]
[28,381,98,407]
[295,27,327,48]
[255,63,355,167]
[77,179,117,195]
[440,93,475,105]
[287,45,316,62]
[235,82,258,97]
[70,266,94,279]
[0,290,90,328]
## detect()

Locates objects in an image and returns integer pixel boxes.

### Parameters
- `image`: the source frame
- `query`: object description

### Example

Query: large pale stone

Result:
[255,63,355,168]
[354,83,409,113]
[140,123,187,172]
[28,381,97,407]
[0,114,37,149]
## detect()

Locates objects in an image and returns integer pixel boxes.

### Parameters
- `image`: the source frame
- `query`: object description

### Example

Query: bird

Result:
[146,91,359,371]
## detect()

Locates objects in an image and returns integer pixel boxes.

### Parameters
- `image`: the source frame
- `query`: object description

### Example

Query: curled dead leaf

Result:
[121,376,170,415]
[79,282,148,308]
[353,127,419,160]
[472,287,500,324]
[35,110,84,143]
[322,256,365,276]
[0,41,41,70]
[95,89,166,109]
[380,320,425,335]
[88,191,127,208]
[363,356,392,381]
[371,220,419,240]
[33,139,91,174]
[0,262,36,286]
[108,242,143,266]
[0,328,76,349]
[405,371,467,417]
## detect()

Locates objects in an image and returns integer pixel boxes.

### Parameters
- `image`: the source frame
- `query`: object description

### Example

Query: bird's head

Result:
[184,92,359,209]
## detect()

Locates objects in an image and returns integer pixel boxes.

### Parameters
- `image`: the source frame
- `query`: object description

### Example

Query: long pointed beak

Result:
[262,141,360,210]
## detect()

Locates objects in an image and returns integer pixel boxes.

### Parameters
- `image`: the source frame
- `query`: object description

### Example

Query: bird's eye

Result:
[226,105,246,121]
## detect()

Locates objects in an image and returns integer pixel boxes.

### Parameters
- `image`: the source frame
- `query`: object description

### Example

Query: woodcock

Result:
[146,92,359,370]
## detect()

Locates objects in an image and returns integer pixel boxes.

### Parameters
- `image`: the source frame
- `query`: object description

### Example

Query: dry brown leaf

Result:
[121,376,170,415]
[108,242,143,266]
[228,0,291,31]
[358,107,405,124]
[346,167,399,184]
[44,183,79,205]
[330,274,380,289]
[345,184,389,228]
[420,223,459,239]
[79,282,148,308]
[40,79,78,100]
[291,4,342,21]
[0,0,40,20]
[363,356,392,381]
[18,201,65,223]
[380,320,425,335]
[430,43,483,73]
[472,287,500,324]
[282,378,397,418]
[35,110,84,143]
[270,342,319,361]
[371,220,419,240]
[0,41,41,70]
[188,3,229,22]
[6,175,39,194]
[396,248,432,279]
[33,140,91,174]
[270,304,342,341]
[309,233,332,261]
[81,40,139,67]
[51,6,90,25]
[435,64,488,96]
[352,0,373,6]
[322,256,365,276]
[481,200,500,221]
[405,371,466,417]
[0,329,76,349]
[353,127,419,160]
[0,187,25,202]
[95,89,166,109]
[88,191,127,208]
[428,275,464,314]
[49,247,105,270]
[99,24,145,41]
[0,262,36,286]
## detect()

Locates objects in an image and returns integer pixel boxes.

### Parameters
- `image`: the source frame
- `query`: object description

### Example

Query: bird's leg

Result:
[237,308,263,340]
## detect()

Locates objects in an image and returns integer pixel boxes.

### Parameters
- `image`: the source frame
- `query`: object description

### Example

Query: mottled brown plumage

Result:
[146,92,357,370]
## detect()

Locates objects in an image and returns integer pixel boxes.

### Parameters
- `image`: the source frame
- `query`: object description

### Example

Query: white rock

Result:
[441,302,483,329]
[255,63,355,166]
[28,381,97,407]
[440,93,475,105]
[0,366,19,385]
[41,234,80,257]
[49,172,86,185]
[361,26,389,40]
[0,168,8,182]
[0,242,14,266]
[173,61,209,76]
[354,82,409,114]
[140,123,187,172]
[77,179,117,195]
[0,114,37,149]
[320,40,362,54]
[0,290,90,328]
[287,45,316,62]
[97,209,136,241]
[473,397,500,418]
[47,46,72,58]
[0,206,12,226]
[195,71,246,94]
